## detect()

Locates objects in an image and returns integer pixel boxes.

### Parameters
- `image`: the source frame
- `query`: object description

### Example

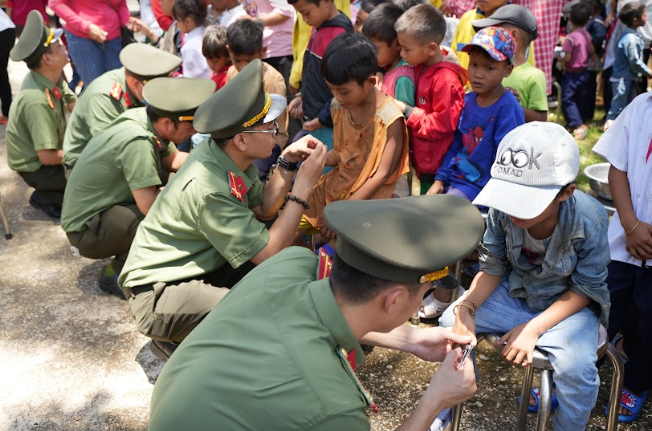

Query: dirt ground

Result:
[1,39,651,431]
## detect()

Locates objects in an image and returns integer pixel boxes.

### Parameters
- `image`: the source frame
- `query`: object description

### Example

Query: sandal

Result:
[418,286,464,319]
[517,387,559,413]
[605,389,647,423]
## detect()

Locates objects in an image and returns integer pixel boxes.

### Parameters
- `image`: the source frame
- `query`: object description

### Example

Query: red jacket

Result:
[407,48,467,177]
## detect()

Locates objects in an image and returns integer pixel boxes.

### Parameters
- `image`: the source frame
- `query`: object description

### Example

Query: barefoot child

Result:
[302,33,409,237]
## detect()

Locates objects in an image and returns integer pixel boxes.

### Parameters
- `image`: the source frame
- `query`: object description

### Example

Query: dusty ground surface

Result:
[1,26,651,431]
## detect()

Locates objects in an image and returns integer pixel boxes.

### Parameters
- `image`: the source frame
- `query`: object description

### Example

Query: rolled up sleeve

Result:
[479,209,509,277]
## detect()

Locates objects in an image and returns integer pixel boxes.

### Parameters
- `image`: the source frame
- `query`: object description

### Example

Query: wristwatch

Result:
[277,156,298,172]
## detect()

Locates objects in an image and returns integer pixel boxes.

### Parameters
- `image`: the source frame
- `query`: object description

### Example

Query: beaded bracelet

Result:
[625,220,640,236]
[285,194,310,210]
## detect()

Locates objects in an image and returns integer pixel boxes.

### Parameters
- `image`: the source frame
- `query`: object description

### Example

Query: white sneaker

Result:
[428,407,452,431]
[418,286,464,319]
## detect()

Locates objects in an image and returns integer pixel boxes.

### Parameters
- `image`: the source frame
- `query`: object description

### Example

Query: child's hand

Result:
[282,135,323,162]
[317,216,336,240]
[294,141,327,192]
[499,323,540,367]
[302,118,322,132]
[452,310,477,349]
[288,97,303,119]
[394,99,406,112]
[426,180,445,195]
[625,221,652,260]
[506,87,521,103]
[374,71,384,90]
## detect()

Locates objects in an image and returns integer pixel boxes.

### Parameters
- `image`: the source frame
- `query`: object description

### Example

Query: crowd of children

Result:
[4,0,652,427]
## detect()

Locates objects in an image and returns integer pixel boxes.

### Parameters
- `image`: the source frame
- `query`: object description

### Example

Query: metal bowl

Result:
[584,163,612,201]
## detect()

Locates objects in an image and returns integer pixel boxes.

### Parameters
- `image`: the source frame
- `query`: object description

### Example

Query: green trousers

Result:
[19,165,66,207]
[128,261,256,342]
[66,204,144,272]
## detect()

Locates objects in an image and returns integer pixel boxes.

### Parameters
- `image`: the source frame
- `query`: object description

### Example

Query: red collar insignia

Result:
[228,171,247,202]
[52,86,62,100]
[123,91,132,108]
[109,82,123,101]
[153,136,163,151]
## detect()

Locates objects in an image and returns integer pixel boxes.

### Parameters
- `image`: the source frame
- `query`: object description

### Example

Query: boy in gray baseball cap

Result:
[439,122,611,430]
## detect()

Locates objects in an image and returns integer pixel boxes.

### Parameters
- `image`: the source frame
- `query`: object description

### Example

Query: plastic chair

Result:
[450,326,624,431]
[0,191,12,239]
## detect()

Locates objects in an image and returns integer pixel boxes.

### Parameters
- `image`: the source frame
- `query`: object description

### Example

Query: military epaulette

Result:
[44,87,55,110]
[228,171,247,202]
[109,82,123,101]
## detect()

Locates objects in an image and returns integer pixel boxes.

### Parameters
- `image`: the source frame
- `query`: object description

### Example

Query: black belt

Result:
[124,283,154,298]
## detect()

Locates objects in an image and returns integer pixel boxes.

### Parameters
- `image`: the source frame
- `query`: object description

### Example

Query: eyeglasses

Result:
[241,121,279,138]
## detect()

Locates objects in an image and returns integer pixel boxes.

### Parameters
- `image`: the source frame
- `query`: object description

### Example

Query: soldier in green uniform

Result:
[149,195,484,430]
[61,77,216,298]
[6,10,77,218]
[62,43,182,173]
[119,60,327,359]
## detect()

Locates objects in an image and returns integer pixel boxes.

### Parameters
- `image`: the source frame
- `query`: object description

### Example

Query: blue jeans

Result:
[561,70,590,128]
[606,78,638,121]
[66,31,122,87]
[441,279,600,431]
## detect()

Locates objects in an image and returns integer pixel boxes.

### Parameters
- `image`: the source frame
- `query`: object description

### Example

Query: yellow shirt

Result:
[289,0,351,89]
[451,9,536,70]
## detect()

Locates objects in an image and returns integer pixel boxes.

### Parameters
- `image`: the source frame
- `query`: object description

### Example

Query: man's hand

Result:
[499,323,541,367]
[87,23,108,43]
[410,327,474,362]
[426,348,478,409]
[625,221,652,260]
[293,141,327,192]
[288,97,303,119]
[506,87,521,103]
[427,180,445,195]
[302,118,322,132]
[281,135,322,163]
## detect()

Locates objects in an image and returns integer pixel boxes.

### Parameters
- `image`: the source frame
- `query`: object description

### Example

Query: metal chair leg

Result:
[451,403,463,431]
[517,365,535,430]
[536,369,553,431]
[0,191,12,240]
[605,343,624,431]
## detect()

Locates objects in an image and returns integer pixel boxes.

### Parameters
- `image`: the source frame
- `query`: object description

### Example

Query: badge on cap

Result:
[418,267,450,284]
[228,171,247,202]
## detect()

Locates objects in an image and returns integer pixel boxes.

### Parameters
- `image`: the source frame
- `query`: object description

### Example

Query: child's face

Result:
[292,0,332,28]
[477,0,508,16]
[370,37,401,69]
[176,16,194,34]
[228,48,266,72]
[206,56,230,73]
[635,9,648,28]
[467,50,512,95]
[326,78,374,110]
[354,10,368,34]
[397,32,434,67]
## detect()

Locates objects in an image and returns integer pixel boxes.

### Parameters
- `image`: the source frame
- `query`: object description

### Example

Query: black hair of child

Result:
[288,0,319,6]
[467,45,501,63]
[227,19,264,55]
[394,3,446,45]
[321,33,378,86]
[172,0,208,26]
[619,1,646,27]
[362,3,403,45]
[391,0,422,13]
[202,25,229,59]
[361,0,391,14]
[586,0,605,17]
[569,1,591,27]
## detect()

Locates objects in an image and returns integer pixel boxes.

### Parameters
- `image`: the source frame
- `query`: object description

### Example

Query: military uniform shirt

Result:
[149,247,370,431]
[61,108,175,233]
[119,139,267,289]
[6,71,76,172]
[62,68,141,169]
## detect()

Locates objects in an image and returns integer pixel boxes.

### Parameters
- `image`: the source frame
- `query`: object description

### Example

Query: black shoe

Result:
[433,272,458,290]
[28,192,61,219]
[150,339,179,361]
[98,265,127,300]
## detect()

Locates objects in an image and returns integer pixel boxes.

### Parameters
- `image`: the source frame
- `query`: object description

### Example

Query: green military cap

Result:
[193,59,286,139]
[143,77,216,121]
[323,195,485,284]
[10,10,63,64]
[119,44,182,79]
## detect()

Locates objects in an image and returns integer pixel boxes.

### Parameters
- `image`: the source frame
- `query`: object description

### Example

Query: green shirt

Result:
[62,68,142,169]
[393,59,416,108]
[6,71,76,172]
[502,62,549,112]
[61,108,175,233]
[149,247,370,431]
[119,139,267,288]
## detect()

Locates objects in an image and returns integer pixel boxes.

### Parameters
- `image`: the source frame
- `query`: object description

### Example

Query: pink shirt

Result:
[242,0,295,58]
[563,27,593,73]
[7,0,48,26]
[49,0,130,41]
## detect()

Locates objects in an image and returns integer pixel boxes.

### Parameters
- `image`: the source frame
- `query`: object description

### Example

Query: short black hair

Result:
[321,33,377,85]
[395,3,446,44]
[26,45,52,70]
[619,1,646,27]
[569,1,591,26]
[172,0,208,26]
[330,253,421,304]
[146,105,183,128]
[202,24,228,59]
[227,19,264,56]
[467,45,496,62]
[360,0,390,13]
[362,3,403,44]
[288,0,320,6]
[391,0,422,13]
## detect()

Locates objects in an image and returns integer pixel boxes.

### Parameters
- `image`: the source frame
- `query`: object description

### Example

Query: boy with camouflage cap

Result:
[6,10,77,218]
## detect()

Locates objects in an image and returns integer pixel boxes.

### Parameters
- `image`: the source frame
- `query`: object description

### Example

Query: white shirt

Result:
[218,5,247,27]
[0,9,16,32]
[181,26,211,79]
[593,92,652,266]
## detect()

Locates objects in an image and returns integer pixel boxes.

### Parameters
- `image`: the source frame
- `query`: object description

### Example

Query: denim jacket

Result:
[613,28,651,80]
[479,191,611,327]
